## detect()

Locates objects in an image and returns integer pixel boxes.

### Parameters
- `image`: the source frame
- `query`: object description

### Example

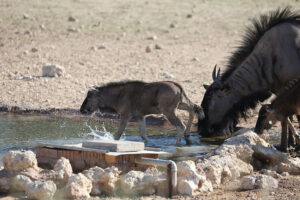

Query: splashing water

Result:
[85,122,126,140]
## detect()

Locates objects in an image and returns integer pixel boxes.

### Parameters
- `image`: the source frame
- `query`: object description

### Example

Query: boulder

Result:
[83,166,120,195]
[260,169,281,179]
[119,170,156,196]
[272,157,300,175]
[197,155,253,187]
[11,175,32,192]
[63,173,92,199]
[42,64,65,77]
[241,174,278,190]
[53,157,73,187]
[177,161,212,195]
[27,180,57,200]
[2,150,38,170]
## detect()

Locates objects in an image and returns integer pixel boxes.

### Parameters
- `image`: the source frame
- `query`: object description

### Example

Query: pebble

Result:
[24,50,29,55]
[281,172,290,177]
[31,48,38,53]
[147,35,157,40]
[161,72,174,79]
[68,16,78,22]
[40,24,45,30]
[187,14,193,18]
[270,192,275,195]
[154,44,162,50]
[192,57,199,61]
[92,21,101,27]
[23,13,30,19]
[67,27,79,32]
[97,45,106,49]
[90,46,97,51]
[145,46,151,53]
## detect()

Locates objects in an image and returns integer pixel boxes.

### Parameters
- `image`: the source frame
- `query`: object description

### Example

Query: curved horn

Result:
[216,68,221,80]
[212,65,217,81]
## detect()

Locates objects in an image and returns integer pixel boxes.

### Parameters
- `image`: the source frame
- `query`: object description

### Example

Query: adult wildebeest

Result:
[80,81,204,145]
[198,7,300,137]
[254,78,300,151]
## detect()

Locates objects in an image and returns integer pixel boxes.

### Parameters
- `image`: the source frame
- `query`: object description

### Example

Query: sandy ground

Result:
[1,0,300,199]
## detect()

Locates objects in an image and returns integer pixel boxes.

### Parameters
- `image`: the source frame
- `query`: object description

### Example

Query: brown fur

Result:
[80,80,204,145]
[255,79,300,151]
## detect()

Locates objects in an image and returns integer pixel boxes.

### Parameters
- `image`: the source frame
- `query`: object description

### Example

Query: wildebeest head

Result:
[80,89,101,115]
[254,104,281,134]
[198,65,236,136]
[80,88,117,115]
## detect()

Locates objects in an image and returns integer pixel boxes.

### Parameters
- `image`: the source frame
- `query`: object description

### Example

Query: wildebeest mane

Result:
[95,80,146,90]
[221,7,300,81]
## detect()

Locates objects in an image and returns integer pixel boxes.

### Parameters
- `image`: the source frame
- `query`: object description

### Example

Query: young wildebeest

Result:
[254,79,300,152]
[80,81,204,145]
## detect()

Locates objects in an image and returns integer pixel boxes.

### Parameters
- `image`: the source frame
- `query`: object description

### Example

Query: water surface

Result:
[0,114,218,165]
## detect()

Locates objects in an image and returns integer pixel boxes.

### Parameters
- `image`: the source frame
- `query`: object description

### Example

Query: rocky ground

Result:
[1,0,300,199]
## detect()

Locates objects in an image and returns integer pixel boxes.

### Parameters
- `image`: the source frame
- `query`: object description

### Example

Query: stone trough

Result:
[36,140,177,197]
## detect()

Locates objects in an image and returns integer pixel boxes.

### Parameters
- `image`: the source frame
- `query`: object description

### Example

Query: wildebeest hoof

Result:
[185,139,192,145]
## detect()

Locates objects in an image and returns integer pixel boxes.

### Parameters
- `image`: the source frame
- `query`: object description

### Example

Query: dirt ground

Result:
[1,0,300,199]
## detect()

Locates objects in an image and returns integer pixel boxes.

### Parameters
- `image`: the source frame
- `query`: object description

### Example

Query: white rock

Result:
[63,173,92,199]
[83,166,120,195]
[11,175,32,192]
[27,180,57,200]
[260,169,281,179]
[177,161,212,195]
[120,170,156,195]
[272,157,300,175]
[53,157,73,187]
[42,64,65,77]
[161,72,174,79]
[241,174,278,190]
[2,150,38,170]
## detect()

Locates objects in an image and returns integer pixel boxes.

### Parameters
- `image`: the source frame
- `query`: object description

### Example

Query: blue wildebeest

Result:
[254,78,300,151]
[80,81,204,145]
[198,7,300,137]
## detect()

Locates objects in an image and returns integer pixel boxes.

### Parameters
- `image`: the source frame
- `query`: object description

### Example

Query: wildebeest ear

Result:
[203,84,209,90]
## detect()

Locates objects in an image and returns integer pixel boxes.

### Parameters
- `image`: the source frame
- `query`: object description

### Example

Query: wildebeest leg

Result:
[178,103,194,144]
[138,116,149,144]
[164,111,187,146]
[297,115,300,128]
[114,114,131,140]
[280,120,288,152]
[287,118,300,144]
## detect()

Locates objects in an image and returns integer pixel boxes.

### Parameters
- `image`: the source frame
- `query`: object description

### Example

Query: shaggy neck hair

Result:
[201,7,300,134]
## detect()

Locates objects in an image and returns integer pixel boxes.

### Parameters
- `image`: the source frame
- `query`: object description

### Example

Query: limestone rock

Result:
[2,150,38,170]
[260,169,281,179]
[177,161,212,195]
[42,64,65,77]
[27,180,57,200]
[83,166,120,195]
[63,173,92,199]
[120,170,156,196]
[241,174,278,190]
[223,129,269,147]
[272,157,300,175]
[53,157,73,187]
[11,175,32,192]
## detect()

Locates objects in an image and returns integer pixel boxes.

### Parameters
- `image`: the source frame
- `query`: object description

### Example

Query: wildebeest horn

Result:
[212,65,217,81]
[216,68,221,80]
